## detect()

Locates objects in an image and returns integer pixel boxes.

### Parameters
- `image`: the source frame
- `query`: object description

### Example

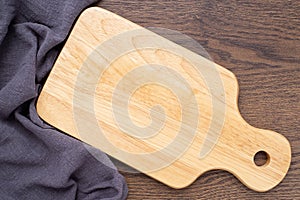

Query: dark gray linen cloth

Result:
[0,0,128,199]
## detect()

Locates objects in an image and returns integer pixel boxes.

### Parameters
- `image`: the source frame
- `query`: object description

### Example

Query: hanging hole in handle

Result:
[254,151,270,167]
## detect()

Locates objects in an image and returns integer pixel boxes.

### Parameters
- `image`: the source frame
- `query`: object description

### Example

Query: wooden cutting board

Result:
[37,7,291,192]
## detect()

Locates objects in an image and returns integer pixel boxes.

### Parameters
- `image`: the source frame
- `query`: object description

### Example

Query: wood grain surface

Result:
[37,7,291,193]
[96,0,300,199]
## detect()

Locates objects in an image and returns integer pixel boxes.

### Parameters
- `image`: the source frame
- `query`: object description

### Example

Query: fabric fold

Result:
[0,0,128,199]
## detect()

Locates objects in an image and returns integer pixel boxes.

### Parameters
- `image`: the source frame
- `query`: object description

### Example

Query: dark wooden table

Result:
[98,0,299,199]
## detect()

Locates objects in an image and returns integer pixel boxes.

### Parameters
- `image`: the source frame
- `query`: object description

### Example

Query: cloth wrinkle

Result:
[0,1,128,199]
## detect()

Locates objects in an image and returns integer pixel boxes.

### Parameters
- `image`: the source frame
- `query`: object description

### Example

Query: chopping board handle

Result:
[211,113,292,192]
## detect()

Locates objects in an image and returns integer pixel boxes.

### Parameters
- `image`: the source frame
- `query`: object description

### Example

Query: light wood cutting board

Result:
[37,7,291,192]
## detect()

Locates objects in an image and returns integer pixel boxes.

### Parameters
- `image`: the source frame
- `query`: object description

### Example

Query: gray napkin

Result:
[0,0,128,199]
